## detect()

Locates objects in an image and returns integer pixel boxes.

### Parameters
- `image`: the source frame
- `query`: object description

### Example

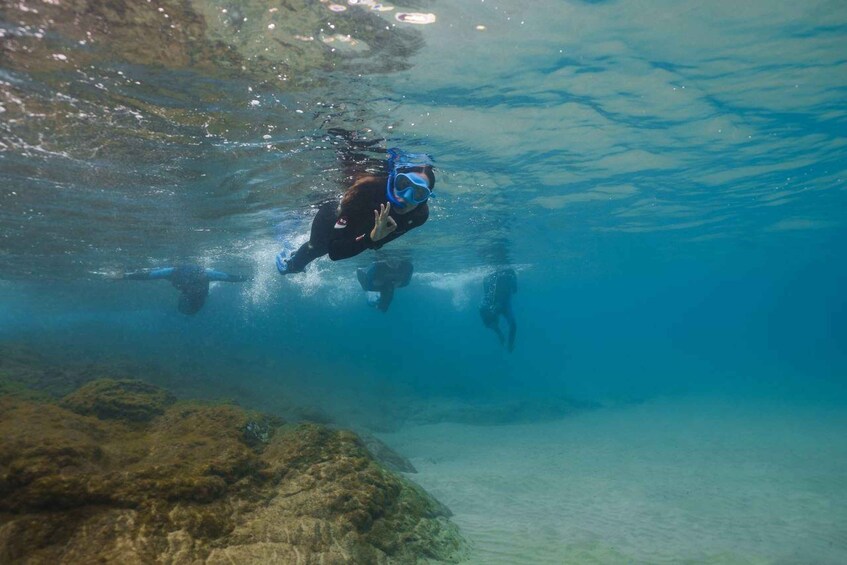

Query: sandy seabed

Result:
[381,396,847,564]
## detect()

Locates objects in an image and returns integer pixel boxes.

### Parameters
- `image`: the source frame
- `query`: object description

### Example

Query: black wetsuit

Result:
[480,268,518,351]
[357,260,414,312]
[286,182,428,273]
[122,264,249,315]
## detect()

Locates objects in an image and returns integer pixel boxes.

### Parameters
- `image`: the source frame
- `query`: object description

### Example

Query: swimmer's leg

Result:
[276,200,336,275]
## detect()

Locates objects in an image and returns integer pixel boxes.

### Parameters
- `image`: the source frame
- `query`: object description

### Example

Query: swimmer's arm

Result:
[327,204,375,260]
[328,231,371,260]
[122,267,175,280]
[326,193,373,260]
[328,219,419,258]
[328,198,428,260]
[204,269,250,283]
[366,203,429,251]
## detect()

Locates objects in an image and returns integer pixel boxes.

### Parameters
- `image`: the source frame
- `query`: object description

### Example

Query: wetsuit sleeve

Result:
[369,204,429,251]
[204,269,250,283]
[327,229,373,261]
[123,267,174,280]
[327,201,428,260]
[326,191,372,260]
[376,287,395,312]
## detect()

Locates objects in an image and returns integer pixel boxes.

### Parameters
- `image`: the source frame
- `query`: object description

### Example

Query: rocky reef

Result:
[0,376,466,563]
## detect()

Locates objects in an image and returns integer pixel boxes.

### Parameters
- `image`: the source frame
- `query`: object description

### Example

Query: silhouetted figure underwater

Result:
[275,146,435,275]
[357,259,413,312]
[120,264,250,315]
[479,268,518,352]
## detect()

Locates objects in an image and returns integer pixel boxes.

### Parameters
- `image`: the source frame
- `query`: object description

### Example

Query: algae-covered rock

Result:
[60,378,175,422]
[359,431,418,474]
[0,381,466,564]
[0,397,109,513]
[241,415,284,448]
[210,423,464,563]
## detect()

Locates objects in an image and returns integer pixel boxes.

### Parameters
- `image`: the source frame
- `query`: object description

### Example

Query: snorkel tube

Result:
[385,147,434,208]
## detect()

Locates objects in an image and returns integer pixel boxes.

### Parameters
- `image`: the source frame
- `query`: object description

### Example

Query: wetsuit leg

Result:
[395,260,414,287]
[504,304,517,352]
[357,267,371,291]
[377,286,395,312]
[369,262,389,289]
[286,200,338,273]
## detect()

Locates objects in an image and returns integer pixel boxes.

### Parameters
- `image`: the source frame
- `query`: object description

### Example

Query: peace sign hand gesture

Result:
[370,203,397,242]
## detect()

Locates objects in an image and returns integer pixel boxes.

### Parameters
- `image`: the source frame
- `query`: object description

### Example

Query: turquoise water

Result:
[2,0,847,562]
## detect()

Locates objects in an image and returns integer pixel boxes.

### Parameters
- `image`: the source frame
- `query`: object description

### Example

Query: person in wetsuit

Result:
[275,148,435,275]
[479,268,518,352]
[121,264,250,315]
[357,259,414,312]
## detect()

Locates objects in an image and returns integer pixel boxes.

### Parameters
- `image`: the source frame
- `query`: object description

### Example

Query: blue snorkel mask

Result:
[386,147,435,208]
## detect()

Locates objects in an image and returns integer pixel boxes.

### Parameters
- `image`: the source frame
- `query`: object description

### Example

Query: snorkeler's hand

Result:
[371,203,397,242]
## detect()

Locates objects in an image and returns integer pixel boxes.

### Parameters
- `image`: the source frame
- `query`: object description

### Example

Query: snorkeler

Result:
[275,148,435,275]
[479,268,518,352]
[120,264,250,315]
[357,259,414,312]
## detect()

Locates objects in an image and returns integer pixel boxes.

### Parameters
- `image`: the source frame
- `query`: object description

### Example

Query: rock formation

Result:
[0,378,465,563]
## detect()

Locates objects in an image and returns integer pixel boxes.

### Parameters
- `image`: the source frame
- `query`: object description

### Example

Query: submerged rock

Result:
[241,415,284,448]
[60,378,176,422]
[359,431,419,474]
[0,380,466,563]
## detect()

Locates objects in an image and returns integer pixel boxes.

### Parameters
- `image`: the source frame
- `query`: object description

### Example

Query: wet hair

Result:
[341,175,382,208]
[342,165,436,207]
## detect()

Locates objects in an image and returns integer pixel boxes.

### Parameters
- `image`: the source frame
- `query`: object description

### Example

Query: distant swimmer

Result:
[120,264,250,315]
[357,259,413,312]
[275,148,435,275]
[479,268,517,352]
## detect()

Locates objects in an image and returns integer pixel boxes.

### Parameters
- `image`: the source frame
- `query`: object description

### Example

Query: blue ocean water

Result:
[2,0,846,562]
